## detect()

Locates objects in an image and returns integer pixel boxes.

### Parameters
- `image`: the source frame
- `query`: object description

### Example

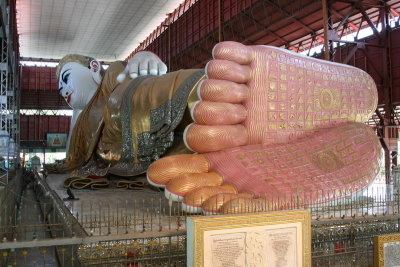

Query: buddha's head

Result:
[56,54,103,109]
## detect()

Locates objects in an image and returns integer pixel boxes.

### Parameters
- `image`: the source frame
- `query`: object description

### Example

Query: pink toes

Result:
[184,124,248,153]
[212,41,252,64]
[184,43,253,153]
[205,122,381,203]
[165,172,223,201]
[183,184,237,208]
[201,192,253,213]
[206,59,250,83]
[147,154,210,187]
[191,101,247,125]
[147,41,381,214]
[198,79,249,103]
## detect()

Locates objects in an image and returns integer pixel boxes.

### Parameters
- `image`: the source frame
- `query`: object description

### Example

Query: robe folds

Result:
[66,61,204,177]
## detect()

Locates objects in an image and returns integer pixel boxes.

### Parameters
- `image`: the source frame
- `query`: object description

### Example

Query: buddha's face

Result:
[58,61,101,109]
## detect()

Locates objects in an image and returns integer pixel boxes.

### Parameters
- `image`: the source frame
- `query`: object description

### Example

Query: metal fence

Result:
[0,169,399,266]
[0,167,7,186]
[0,168,22,238]
[1,233,187,267]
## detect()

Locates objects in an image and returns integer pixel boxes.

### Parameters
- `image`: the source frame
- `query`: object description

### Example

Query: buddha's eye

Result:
[63,73,70,84]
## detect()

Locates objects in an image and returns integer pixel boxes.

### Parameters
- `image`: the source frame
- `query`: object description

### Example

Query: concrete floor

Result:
[45,174,186,235]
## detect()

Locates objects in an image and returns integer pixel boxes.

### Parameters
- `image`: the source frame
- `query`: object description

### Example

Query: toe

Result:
[165,172,223,201]
[220,198,270,214]
[198,79,249,103]
[184,124,247,153]
[191,101,247,125]
[147,154,209,187]
[212,41,252,64]
[183,184,237,211]
[206,59,250,83]
[201,192,253,214]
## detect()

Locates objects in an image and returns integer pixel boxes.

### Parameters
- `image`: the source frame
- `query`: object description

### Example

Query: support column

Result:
[218,0,224,42]
[381,2,394,184]
[0,0,20,172]
[322,0,330,60]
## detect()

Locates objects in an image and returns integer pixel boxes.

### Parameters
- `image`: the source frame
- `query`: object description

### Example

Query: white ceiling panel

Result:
[17,0,184,61]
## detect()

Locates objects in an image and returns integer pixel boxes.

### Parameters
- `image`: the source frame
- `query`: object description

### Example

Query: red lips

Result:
[66,93,72,104]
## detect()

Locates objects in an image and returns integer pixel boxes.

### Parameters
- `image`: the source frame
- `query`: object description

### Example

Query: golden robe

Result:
[66,61,204,177]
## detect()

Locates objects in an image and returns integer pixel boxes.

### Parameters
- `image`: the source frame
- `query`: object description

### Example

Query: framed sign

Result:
[47,133,67,147]
[374,233,400,267]
[187,210,311,267]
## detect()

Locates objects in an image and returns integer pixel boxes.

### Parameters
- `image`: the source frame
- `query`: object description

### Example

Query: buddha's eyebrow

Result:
[61,68,71,81]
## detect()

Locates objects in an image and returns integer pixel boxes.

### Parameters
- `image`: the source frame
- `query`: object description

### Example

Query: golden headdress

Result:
[56,54,96,80]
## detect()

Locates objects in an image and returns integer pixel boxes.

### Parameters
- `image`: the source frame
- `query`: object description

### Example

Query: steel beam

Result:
[356,3,381,37]
[243,13,290,45]
[332,5,357,31]
[343,45,358,64]
[265,0,316,34]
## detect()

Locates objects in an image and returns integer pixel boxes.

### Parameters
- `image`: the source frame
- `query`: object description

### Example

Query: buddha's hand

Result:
[116,51,168,83]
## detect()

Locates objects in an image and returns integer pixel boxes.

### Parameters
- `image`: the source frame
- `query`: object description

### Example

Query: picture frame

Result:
[46,133,68,147]
[374,233,400,267]
[187,210,311,267]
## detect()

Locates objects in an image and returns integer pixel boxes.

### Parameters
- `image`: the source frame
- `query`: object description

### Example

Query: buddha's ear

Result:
[89,60,102,85]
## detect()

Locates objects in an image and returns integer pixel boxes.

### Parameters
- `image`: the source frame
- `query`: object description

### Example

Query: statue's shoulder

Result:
[106,61,127,74]
[101,61,127,90]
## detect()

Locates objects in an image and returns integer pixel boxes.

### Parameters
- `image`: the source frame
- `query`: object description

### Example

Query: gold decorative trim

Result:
[188,210,311,267]
[374,233,400,267]
[56,54,92,80]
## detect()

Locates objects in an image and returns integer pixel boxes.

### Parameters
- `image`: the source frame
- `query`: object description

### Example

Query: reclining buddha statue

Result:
[57,41,381,213]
